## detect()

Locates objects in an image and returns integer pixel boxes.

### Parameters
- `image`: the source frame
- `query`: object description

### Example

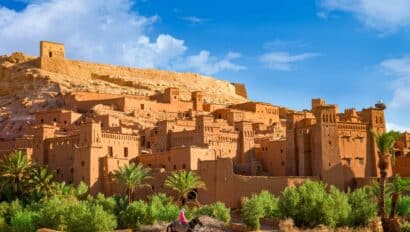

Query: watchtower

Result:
[192,91,203,111]
[40,41,65,59]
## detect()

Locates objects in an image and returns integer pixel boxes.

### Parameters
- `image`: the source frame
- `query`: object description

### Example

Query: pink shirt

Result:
[179,210,188,225]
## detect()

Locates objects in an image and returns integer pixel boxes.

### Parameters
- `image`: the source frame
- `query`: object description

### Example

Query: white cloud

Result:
[180,16,208,24]
[175,50,246,76]
[260,52,321,71]
[318,0,410,32]
[0,0,243,75]
[386,122,410,132]
[380,56,410,109]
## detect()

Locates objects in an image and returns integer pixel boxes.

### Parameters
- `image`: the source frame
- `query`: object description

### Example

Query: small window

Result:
[173,165,177,170]
[140,104,144,110]
[81,161,85,167]
[108,146,113,157]
[40,119,44,124]
[124,147,128,157]
[182,164,186,169]
[280,149,283,153]
[53,118,57,122]
[49,51,53,58]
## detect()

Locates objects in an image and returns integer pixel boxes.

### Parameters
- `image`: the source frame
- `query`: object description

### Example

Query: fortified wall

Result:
[36,41,247,105]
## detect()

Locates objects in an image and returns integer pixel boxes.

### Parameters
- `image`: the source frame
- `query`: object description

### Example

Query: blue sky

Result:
[0,0,410,131]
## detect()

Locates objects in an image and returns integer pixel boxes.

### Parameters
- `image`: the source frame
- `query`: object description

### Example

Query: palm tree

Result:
[113,163,151,203]
[387,174,410,219]
[28,166,55,200]
[371,130,401,223]
[164,170,206,206]
[0,151,32,200]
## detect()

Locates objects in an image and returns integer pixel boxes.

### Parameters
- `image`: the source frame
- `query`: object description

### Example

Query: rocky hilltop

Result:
[0,46,248,139]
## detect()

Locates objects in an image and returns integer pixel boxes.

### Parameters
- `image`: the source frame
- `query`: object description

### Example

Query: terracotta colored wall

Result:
[255,139,287,176]
[197,159,317,208]
[394,156,410,177]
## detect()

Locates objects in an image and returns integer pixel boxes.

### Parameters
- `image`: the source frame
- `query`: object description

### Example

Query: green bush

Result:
[89,193,117,214]
[149,193,179,223]
[257,190,280,218]
[65,201,116,232]
[35,197,70,231]
[119,200,151,229]
[194,202,231,223]
[326,187,350,227]
[242,195,264,230]
[241,191,280,230]
[10,210,38,232]
[347,188,377,226]
[278,180,351,228]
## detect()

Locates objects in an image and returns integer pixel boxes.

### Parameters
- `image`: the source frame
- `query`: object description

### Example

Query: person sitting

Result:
[179,208,188,225]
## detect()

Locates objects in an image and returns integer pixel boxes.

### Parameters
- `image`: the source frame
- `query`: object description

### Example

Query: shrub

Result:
[194,202,231,223]
[278,180,351,228]
[65,201,116,232]
[149,193,179,223]
[347,188,377,226]
[397,195,410,216]
[89,193,117,214]
[257,190,280,218]
[119,200,151,229]
[35,197,70,231]
[326,186,350,227]
[10,210,38,232]
[241,191,280,230]
[242,195,264,230]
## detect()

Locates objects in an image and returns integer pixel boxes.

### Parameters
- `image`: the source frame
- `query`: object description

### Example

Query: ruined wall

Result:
[37,55,246,104]
[231,83,248,99]
[40,41,65,58]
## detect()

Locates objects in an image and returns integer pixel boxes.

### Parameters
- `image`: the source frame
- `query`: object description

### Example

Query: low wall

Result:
[134,158,316,208]
[197,158,317,208]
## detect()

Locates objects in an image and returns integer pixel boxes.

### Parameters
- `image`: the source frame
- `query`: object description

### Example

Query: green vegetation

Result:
[193,202,231,223]
[371,130,401,222]
[278,180,350,228]
[113,163,151,204]
[347,187,377,226]
[2,151,410,231]
[241,190,280,230]
[164,170,206,205]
